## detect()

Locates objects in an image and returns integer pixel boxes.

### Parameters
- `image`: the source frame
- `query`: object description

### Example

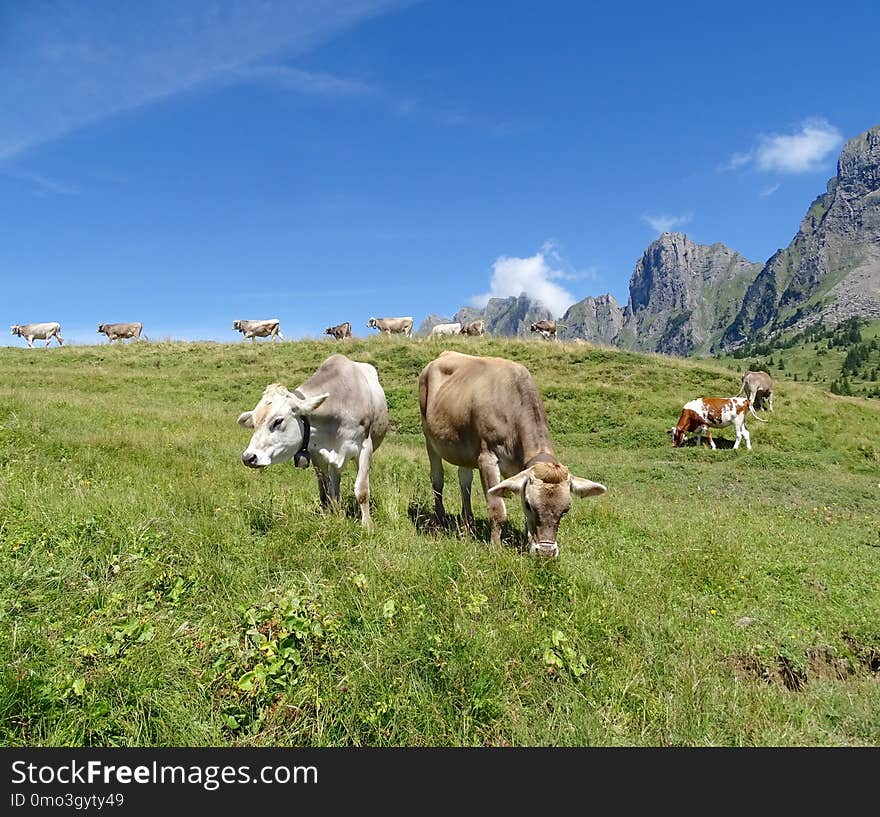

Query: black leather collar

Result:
[293,417,311,468]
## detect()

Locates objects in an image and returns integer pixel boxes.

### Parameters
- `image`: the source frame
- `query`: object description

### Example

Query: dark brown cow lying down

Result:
[418,350,606,557]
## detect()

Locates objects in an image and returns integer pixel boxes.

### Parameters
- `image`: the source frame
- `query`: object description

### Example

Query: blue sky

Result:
[2,0,879,344]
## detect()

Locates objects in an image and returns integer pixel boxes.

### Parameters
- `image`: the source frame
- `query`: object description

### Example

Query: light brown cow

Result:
[367,316,413,337]
[324,322,352,340]
[529,319,558,340]
[97,322,145,342]
[10,322,63,347]
[418,351,606,557]
[459,319,485,336]
[233,319,284,341]
[737,370,774,412]
[672,397,766,450]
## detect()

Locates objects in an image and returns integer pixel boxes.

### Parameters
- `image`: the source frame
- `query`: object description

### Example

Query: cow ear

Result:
[487,469,531,498]
[237,411,255,428]
[295,392,330,416]
[570,476,606,498]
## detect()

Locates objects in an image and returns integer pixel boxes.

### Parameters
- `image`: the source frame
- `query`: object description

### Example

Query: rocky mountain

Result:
[616,233,763,355]
[559,294,624,344]
[722,124,880,348]
[440,125,880,356]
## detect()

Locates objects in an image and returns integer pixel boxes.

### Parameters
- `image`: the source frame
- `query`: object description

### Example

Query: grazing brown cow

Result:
[459,319,485,336]
[529,319,558,340]
[97,322,145,342]
[325,322,352,340]
[10,322,63,347]
[737,370,774,412]
[367,316,413,337]
[232,319,284,342]
[418,351,606,557]
[672,397,766,450]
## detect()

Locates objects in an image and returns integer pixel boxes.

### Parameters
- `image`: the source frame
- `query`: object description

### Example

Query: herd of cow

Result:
[9,316,774,558]
[235,346,776,558]
[8,316,561,346]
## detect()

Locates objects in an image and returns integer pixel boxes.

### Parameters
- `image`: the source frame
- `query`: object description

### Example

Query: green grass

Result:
[1,337,879,746]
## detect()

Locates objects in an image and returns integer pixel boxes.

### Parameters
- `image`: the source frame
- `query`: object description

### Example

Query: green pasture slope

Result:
[1,337,878,746]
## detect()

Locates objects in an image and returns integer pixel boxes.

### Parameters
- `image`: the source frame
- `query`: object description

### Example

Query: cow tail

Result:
[748,401,767,422]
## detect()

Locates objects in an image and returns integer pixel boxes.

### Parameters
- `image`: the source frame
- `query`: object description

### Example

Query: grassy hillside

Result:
[1,337,878,746]
[715,318,880,399]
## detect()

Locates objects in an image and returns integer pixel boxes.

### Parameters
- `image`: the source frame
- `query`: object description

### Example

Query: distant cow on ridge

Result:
[737,370,774,412]
[325,322,352,340]
[233,319,284,342]
[97,322,145,342]
[10,322,64,347]
[459,319,485,336]
[529,320,558,341]
[430,322,461,338]
[367,316,413,338]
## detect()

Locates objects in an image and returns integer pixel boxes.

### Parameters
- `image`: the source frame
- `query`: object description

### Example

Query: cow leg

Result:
[740,421,751,451]
[276,331,284,340]
[327,465,342,510]
[314,465,330,508]
[427,443,446,521]
[768,394,774,413]
[706,427,716,449]
[458,466,474,528]
[477,452,505,547]
[26,338,33,347]
[354,439,374,527]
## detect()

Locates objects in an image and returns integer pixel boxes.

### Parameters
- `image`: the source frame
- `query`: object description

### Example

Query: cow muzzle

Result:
[241,451,266,468]
[529,541,559,558]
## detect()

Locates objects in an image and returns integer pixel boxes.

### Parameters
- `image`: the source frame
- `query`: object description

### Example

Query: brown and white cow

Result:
[10,322,64,347]
[737,370,774,413]
[529,319,558,340]
[459,319,485,336]
[232,319,284,342]
[367,316,413,338]
[237,354,388,526]
[418,350,606,557]
[97,322,145,342]
[672,397,766,450]
[325,322,352,340]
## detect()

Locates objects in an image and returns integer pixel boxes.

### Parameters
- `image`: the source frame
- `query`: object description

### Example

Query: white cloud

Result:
[759,183,780,198]
[722,118,843,175]
[642,212,693,235]
[0,1,405,160]
[471,244,578,317]
[229,65,376,96]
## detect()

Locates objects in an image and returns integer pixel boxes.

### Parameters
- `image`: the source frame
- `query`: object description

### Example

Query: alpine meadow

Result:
[1,337,878,747]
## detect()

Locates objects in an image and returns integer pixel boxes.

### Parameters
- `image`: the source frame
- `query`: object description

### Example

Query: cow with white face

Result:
[237,354,388,526]
[419,351,606,557]
[11,322,64,347]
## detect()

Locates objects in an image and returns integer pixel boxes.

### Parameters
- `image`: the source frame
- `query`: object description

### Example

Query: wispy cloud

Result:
[0,166,78,195]
[0,1,407,160]
[759,183,780,198]
[642,212,693,235]
[228,65,377,97]
[722,118,843,175]
[471,242,579,317]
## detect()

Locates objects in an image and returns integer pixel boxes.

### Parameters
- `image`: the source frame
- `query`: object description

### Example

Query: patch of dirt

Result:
[806,646,852,681]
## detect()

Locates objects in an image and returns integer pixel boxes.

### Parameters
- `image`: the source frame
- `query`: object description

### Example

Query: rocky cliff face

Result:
[559,294,624,344]
[723,124,880,347]
[618,232,762,355]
